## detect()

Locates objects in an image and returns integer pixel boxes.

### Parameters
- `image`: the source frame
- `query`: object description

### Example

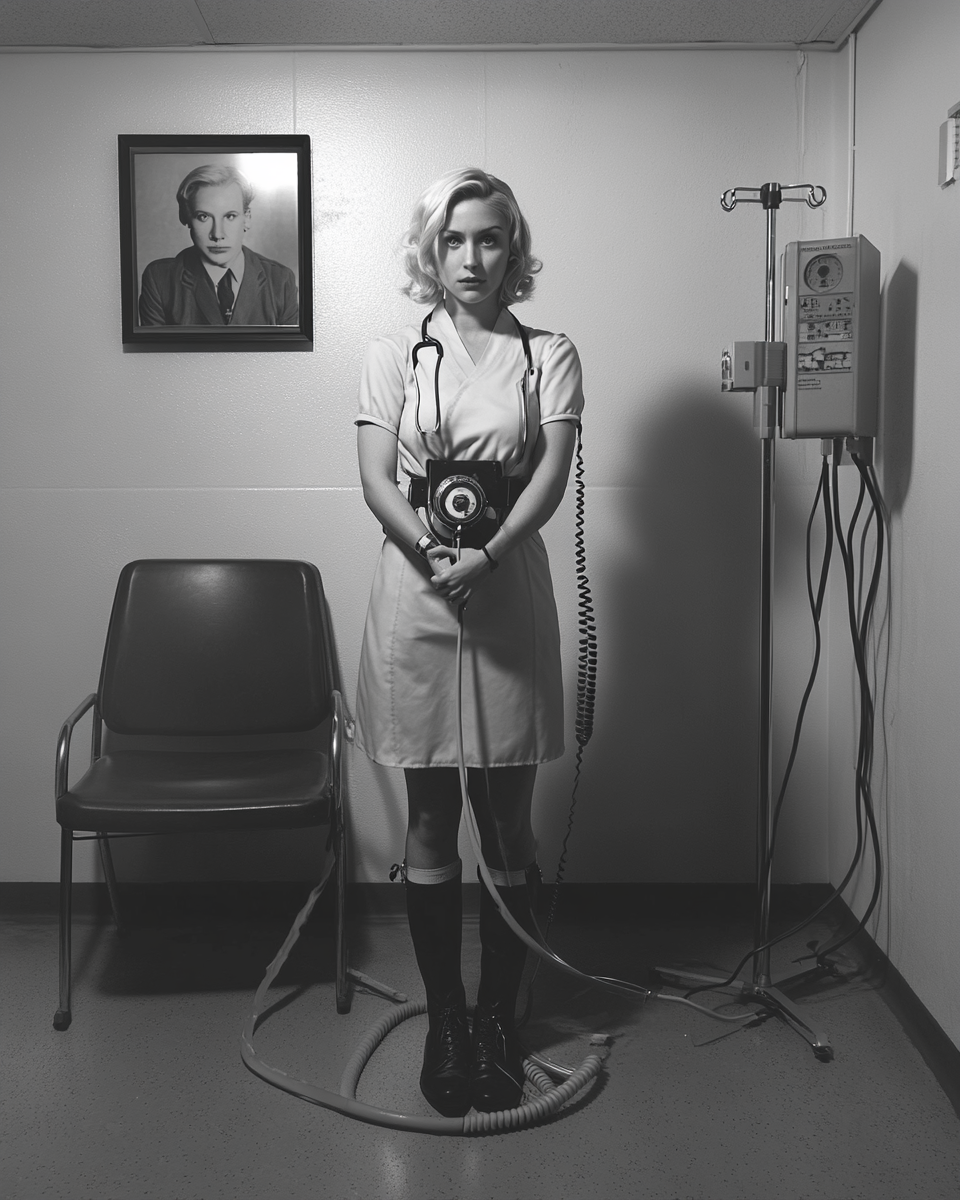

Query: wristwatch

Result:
[415,532,441,558]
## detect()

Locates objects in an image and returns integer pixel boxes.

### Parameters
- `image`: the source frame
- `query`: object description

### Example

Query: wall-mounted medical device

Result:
[780,235,880,441]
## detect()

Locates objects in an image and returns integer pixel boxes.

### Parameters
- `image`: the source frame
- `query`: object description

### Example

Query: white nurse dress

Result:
[355,304,584,768]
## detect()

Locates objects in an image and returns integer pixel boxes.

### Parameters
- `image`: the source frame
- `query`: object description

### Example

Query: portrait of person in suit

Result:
[138,163,299,327]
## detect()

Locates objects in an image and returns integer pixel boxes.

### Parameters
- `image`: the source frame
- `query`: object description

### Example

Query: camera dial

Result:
[432,474,488,529]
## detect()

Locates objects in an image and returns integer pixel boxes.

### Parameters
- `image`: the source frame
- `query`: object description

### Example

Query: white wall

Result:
[0,47,850,886]
[830,0,960,1047]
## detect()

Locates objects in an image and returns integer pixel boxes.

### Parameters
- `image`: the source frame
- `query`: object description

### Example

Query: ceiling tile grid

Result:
[0,0,881,49]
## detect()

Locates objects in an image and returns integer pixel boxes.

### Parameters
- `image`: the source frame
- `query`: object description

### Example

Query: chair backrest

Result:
[98,560,334,735]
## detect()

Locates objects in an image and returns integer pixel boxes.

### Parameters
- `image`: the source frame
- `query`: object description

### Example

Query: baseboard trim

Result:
[836,899,960,1121]
[0,880,830,920]
[0,881,331,919]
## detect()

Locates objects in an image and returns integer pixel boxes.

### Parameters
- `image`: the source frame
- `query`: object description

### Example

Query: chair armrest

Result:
[331,689,343,818]
[56,694,97,799]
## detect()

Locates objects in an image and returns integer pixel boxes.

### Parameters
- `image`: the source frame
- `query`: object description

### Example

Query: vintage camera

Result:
[427,459,502,548]
[408,459,527,547]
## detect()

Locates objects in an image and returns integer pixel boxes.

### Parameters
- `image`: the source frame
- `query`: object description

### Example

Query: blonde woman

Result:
[355,168,584,1115]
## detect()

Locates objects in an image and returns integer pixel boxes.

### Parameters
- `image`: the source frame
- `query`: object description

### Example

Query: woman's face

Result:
[435,198,511,311]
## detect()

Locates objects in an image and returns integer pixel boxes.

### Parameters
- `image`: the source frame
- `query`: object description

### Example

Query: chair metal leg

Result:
[54,829,73,1030]
[335,807,350,1014]
[96,834,123,932]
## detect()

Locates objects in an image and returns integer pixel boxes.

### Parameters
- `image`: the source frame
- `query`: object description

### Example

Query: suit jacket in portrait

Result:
[138,245,299,326]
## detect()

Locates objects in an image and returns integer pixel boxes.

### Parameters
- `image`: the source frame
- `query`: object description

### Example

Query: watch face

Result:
[804,253,844,291]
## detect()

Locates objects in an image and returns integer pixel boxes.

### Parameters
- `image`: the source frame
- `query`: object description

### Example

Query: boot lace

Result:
[432,1005,470,1069]
[472,1007,524,1085]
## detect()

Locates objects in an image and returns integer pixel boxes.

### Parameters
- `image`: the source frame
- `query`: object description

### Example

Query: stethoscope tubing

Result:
[412,310,534,465]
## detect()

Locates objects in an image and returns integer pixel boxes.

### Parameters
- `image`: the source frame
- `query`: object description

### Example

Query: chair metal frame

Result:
[53,560,349,1030]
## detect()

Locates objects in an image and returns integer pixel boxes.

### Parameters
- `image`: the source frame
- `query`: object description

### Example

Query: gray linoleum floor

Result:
[3,896,960,1200]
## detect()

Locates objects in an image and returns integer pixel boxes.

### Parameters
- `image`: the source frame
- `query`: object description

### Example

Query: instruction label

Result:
[797,346,852,374]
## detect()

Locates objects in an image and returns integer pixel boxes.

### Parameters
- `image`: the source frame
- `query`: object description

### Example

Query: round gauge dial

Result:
[804,254,844,291]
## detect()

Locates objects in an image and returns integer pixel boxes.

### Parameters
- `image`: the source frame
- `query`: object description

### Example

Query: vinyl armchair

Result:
[54,559,348,1029]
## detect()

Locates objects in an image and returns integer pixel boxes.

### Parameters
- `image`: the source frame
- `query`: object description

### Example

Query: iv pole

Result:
[657,182,834,1062]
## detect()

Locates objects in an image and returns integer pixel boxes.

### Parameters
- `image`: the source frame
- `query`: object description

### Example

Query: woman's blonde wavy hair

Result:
[400,167,541,306]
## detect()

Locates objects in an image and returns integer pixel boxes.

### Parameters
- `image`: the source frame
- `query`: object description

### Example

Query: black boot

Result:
[471,865,540,1113]
[406,871,471,1117]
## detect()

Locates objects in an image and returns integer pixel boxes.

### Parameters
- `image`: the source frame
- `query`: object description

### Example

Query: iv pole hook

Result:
[721,183,826,211]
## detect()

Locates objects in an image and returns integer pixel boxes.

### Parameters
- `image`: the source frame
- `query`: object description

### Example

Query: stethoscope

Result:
[411,309,535,443]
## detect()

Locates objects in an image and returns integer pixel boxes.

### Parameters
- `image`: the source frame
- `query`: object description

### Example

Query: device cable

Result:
[684,456,836,996]
[516,427,597,1027]
[791,448,882,963]
[763,457,834,890]
[240,868,606,1134]
[239,529,610,1134]
[242,439,761,1135]
[239,758,607,1133]
[542,425,597,942]
[806,450,884,963]
[453,528,758,1024]
[685,445,886,996]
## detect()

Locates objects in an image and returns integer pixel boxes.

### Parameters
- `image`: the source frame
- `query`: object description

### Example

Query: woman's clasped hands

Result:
[427,544,494,607]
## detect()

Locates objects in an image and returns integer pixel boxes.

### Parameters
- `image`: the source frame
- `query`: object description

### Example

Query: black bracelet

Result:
[481,546,499,571]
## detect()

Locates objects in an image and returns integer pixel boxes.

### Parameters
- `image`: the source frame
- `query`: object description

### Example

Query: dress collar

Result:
[429,304,520,378]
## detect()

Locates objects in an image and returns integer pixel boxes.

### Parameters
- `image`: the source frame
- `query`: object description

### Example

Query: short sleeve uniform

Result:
[355,304,584,768]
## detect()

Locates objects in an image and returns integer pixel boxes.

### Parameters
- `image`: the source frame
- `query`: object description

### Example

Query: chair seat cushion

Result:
[56,751,331,833]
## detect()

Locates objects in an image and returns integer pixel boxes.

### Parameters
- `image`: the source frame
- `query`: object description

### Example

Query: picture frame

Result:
[118,134,312,347]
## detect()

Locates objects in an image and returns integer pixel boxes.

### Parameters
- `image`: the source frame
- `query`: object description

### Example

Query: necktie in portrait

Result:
[217,270,235,322]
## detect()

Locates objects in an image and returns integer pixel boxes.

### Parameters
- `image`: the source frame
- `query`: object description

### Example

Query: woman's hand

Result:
[428,545,492,606]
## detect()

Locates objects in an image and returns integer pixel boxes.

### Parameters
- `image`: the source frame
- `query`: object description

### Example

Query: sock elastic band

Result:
[486,862,536,889]
[405,860,462,886]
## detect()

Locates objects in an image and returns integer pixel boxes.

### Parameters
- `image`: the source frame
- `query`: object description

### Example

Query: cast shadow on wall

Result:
[878,260,918,514]
[539,385,812,885]
[858,260,918,954]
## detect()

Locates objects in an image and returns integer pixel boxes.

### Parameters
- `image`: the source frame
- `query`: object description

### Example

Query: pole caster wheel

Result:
[53,1009,72,1031]
[813,1044,834,1062]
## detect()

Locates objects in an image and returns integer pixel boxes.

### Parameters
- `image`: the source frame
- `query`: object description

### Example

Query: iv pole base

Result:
[653,965,834,1061]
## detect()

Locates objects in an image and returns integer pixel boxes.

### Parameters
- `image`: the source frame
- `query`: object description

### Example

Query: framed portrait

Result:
[118,134,312,347]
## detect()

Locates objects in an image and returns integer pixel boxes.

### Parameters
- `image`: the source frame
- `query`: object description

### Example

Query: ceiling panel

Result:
[0,0,210,48]
[0,0,882,49]
[196,0,868,47]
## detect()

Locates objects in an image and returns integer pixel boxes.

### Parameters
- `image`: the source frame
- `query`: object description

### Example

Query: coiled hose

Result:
[539,426,597,948]
[574,426,598,749]
[239,866,605,1135]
